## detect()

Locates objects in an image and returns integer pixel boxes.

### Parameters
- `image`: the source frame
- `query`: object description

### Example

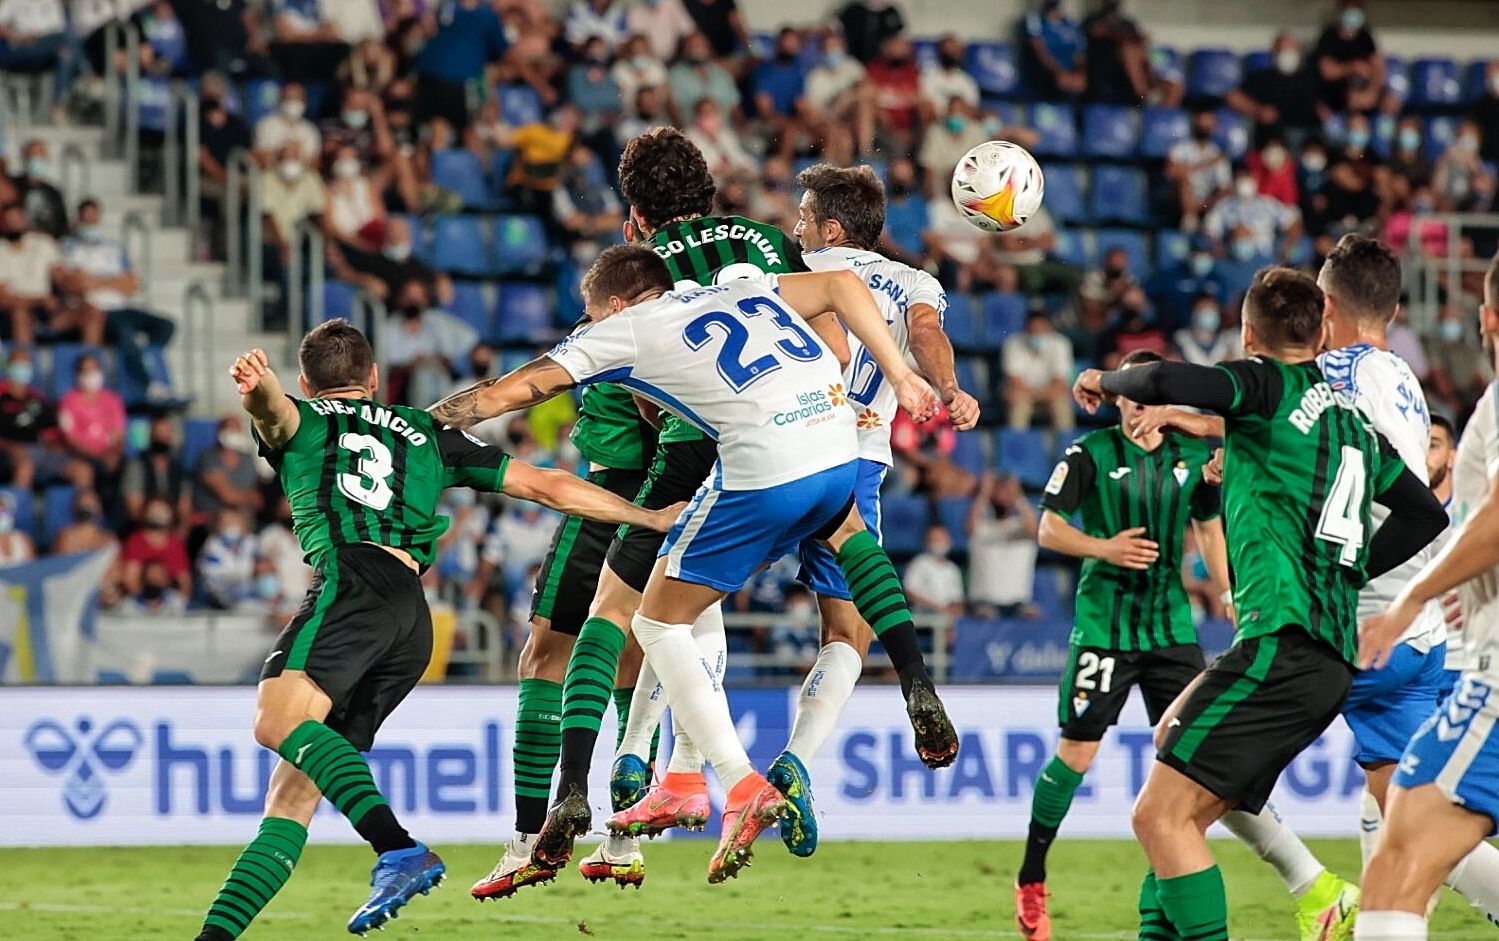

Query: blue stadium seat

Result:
[941,292,979,350]
[1386,55,1410,102]
[302,83,328,120]
[242,78,282,127]
[980,291,1027,345]
[1151,46,1183,85]
[321,280,357,323]
[880,495,930,557]
[1095,228,1150,275]
[116,345,178,409]
[1424,115,1459,159]
[1409,57,1462,110]
[1081,104,1139,159]
[1186,49,1241,102]
[495,283,551,344]
[967,41,1019,97]
[1212,107,1250,160]
[0,486,35,542]
[1465,60,1492,103]
[1155,229,1192,266]
[46,343,98,398]
[491,215,550,275]
[954,358,991,412]
[950,427,989,477]
[40,484,75,549]
[430,216,492,276]
[936,496,972,553]
[445,282,493,339]
[1139,106,1189,159]
[182,417,219,471]
[1241,49,1272,74]
[497,84,544,125]
[430,149,499,210]
[912,37,939,70]
[1029,102,1077,158]
[553,259,585,326]
[986,100,1027,129]
[749,32,774,59]
[1051,227,1088,268]
[997,428,1053,489]
[1038,163,1085,223]
[1090,165,1150,226]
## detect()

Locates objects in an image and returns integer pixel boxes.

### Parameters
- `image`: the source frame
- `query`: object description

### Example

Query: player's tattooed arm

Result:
[429,356,576,427]
[229,348,300,449]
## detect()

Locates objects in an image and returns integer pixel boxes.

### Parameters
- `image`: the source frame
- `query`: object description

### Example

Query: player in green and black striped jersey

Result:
[1074,268,1447,941]
[191,322,680,941]
[1015,350,1229,938]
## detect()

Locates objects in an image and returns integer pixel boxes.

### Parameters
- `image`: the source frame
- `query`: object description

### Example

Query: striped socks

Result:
[277,720,412,854]
[557,617,626,796]
[198,817,307,940]
[514,678,562,833]
[1138,870,1181,941]
[835,531,927,686]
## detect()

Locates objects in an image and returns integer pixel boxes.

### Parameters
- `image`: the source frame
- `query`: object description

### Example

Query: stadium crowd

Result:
[0,0,1495,667]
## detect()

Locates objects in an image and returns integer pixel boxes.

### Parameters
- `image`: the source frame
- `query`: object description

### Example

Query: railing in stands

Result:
[223,148,262,312]
[450,608,504,680]
[161,80,200,232]
[1404,212,1499,335]
[286,218,326,350]
[354,288,387,358]
[182,280,219,414]
[0,73,33,141]
[58,142,90,208]
[120,209,153,305]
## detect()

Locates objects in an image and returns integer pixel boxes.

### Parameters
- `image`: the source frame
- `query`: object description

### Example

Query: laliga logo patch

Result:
[1072,692,1090,717]
[25,717,143,820]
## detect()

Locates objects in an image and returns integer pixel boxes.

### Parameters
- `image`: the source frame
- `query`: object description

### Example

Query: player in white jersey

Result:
[1426,415,1461,700]
[1357,255,1499,941]
[431,245,955,883]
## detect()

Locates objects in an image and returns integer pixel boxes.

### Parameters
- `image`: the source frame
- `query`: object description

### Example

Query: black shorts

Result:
[261,544,432,751]
[528,465,648,635]
[1058,643,1206,741]
[1157,628,1354,814]
[606,436,719,593]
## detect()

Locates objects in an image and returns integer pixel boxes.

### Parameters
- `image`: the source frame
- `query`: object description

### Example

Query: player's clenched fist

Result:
[944,388,981,431]
[230,348,272,395]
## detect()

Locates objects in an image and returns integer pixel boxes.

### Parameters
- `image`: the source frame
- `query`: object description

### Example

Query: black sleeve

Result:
[436,425,512,492]
[1098,361,1245,414]
[1039,443,1096,517]
[1189,480,1221,521]
[1366,466,1449,580]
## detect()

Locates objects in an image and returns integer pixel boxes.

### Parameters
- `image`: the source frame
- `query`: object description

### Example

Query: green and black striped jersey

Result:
[648,214,807,443]
[1215,358,1405,663]
[256,397,510,570]
[1041,427,1220,651]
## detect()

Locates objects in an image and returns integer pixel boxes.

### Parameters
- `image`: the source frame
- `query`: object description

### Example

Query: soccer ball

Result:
[950,140,1045,233]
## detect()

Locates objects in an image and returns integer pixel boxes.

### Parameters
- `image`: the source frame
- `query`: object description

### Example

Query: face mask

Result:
[256,573,280,600]
[1303,152,1327,172]
[1235,178,1257,200]
[824,50,845,68]
[1231,240,1256,261]
[24,157,46,178]
[447,487,476,508]
[1190,253,1213,278]
[141,583,165,601]
[281,99,305,120]
[631,54,652,69]
[1024,334,1043,351]
[400,304,424,320]
[147,440,172,456]
[1413,194,1435,213]
[74,506,100,523]
[1192,307,1221,334]
[77,224,103,241]
[1105,262,1126,279]
[945,115,966,135]
[1262,145,1287,170]
[928,542,950,558]
[7,362,32,386]
[1460,134,1480,152]
[343,110,368,129]
[334,158,361,180]
[0,512,13,534]
[1042,0,1061,12]
[384,242,412,262]
[939,52,962,69]
[220,525,244,541]
[1192,124,1212,142]
[469,357,491,376]
[1347,128,1370,150]
[1275,49,1300,75]
[697,113,722,135]
[1341,7,1365,32]
[79,370,104,393]
[0,229,21,242]
[219,429,252,452]
[278,159,304,181]
[1441,319,1465,342]
[145,511,171,528]
[889,180,910,197]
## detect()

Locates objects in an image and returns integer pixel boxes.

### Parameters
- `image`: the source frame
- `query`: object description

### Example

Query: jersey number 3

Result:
[337,433,396,511]
[1315,445,1366,567]
[684,296,822,393]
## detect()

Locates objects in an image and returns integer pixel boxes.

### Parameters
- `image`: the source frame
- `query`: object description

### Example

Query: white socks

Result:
[664,607,726,775]
[632,612,752,789]
[1361,787,1382,870]
[784,641,863,761]
[1220,802,1326,897]
[1445,840,1499,923]
[617,603,726,763]
[1355,910,1427,940]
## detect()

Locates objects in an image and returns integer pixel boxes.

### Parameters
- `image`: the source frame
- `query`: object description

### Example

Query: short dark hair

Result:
[617,127,716,231]
[1320,233,1402,325]
[796,163,885,249]
[1243,266,1326,350]
[1119,349,1165,368]
[298,318,374,395]
[581,244,674,309]
[1431,413,1456,444]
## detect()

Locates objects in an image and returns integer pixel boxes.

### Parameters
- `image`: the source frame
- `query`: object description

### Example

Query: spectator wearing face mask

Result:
[384,278,479,407]
[0,203,104,348]
[1324,114,1381,226]
[1165,110,1232,227]
[1426,303,1491,420]
[343,215,451,305]
[1079,247,1140,331]
[260,143,326,267]
[198,507,261,610]
[198,86,252,250]
[323,143,387,277]
[0,347,54,488]
[625,1,694,62]
[1081,0,1149,105]
[804,31,873,156]
[122,416,188,524]
[1313,0,1385,114]
[611,34,668,111]
[0,0,79,114]
[919,34,978,119]
[1096,288,1168,368]
[57,352,126,480]
[904,525,965,622]
[669,31,741,118]
[1004,311,1075,432]
[253,84,321,168]
[866,35,922,151]
[687,98,756,181]
[257,496,312,610]
[120,497,191,602]
[1382,117,1434,209]
[192,415,263,519]
[1434,121,1496,213]
[0,490,34,566]
[879,157,928,267]
[53,489,117,556]
[751,28,811,159]
[1215,222,1276,307]
[1145,235,1229,332]
[1227,31,1325,147]
[1203,167,1303,261]
[967,472,1040,618]
[1246,138,1298,208]
[12,138,67,238]
[1172,295,1241,367]
[918,98,990,198]
[319,88,392,178]
[1297,140,1333,237]
[552,144,624,264]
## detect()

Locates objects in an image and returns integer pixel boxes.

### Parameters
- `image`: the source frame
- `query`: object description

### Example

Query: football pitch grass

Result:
[0,839,1491,940]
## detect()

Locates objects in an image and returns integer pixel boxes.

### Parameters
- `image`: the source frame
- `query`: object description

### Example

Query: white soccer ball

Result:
[950,140,1046,233]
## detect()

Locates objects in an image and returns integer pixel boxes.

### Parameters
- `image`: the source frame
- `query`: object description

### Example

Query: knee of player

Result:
[1130,788,1181,842]
[1055,739,1098,775]
[252,712,300,751]
[518,627,570,681]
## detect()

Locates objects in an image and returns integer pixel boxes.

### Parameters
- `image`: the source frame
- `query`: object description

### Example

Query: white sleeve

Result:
[907,268,947,319]
[545,316,638,384]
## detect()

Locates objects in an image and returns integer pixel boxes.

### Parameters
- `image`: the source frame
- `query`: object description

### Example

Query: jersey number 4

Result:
[1315,445,1366,567]
[337,433,396,511]
[684,296,822,393]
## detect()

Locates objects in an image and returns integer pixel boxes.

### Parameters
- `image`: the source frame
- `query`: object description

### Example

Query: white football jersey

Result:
[1318,343,1442,647]
[546,279,857,490]
[802,246,946,466]
[1452,382,1499,677]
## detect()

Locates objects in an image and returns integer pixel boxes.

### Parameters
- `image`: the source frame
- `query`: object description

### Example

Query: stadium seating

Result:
[1211,107,1250,160]
[997,428,1053,489]
[880,495,930,557]
[941,292,980,351]
[1029,103,1078,158]
[430,216,492,276]
[936,496,971,552]
[181,417,220,472]
[1051,227,1089,268]
[491,215,550,275]
[955,358,992,412]
[1186,49,1242,102]
[46,344,96,398]
[1089,165,1151,226]
[0,486,35,540]
[1424,115,1459,159]
[1241,49,1273,74]
[1386,55,1410,102]
[1409,57,1463,111]
[445,282,494,338]
[1095,228,1151,275]
[950,426,989,477]
[321,280,358,323]
[1155,228,1191,266]
[495,283,552,344]
[1039,163,1086,224]
[40,484,76,548]
[1464,60,1492,103]
[1139,106,1189,160]
[496,84,545,126]
[430,149,501,211]
[967,41,1020,98]
[1081,105,1140,160]
[980,291,1027,346]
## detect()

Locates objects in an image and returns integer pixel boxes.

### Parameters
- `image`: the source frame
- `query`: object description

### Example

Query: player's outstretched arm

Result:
[429,356,576,427]
[502,462,686,532]
[1074,361,1237,415]
[776,269,938,421]
[230,348,300,450]
[907,301,979,430]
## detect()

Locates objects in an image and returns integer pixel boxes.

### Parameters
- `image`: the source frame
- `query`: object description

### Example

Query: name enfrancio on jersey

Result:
[306,398,429,446]
[651,223,784,268]
[774,384,848,427]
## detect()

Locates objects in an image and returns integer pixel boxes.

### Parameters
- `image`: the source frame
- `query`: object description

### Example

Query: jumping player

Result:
[191,322,682,940]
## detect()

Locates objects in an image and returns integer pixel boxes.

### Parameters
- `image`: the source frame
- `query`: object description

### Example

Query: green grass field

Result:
[0,839,1491,940]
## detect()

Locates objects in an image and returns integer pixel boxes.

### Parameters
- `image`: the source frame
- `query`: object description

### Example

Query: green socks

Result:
[1018,755,1086,885]
[277,720,411,853]
[1155,866,1229,941]
[514,678,562,833]
[199,817,307,940]
[1138,870,1182,941]
[558,617,626,796]
[835,531,926,682]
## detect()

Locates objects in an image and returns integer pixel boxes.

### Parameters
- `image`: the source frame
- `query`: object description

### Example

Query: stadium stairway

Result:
[29,124,275,417]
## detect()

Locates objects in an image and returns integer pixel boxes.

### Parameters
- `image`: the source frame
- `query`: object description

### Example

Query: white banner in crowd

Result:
[0,686,1369,847]
[0,549,117,684]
